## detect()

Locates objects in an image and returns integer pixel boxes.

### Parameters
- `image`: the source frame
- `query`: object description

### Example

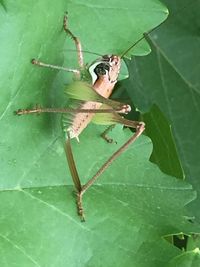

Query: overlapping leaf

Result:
[0,0,199,266]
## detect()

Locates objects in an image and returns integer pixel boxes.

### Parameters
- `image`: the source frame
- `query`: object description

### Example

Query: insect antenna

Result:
[62,49,103,57]
[120,21,168,58]
[120,0,196,58]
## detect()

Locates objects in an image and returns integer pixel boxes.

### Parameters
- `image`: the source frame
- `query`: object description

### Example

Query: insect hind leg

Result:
[63,12,84,68]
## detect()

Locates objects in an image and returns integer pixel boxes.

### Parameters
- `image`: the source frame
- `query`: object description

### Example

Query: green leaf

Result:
[122,0,200,221]
[166,248,200,267]
[187,234,200,251]
[142,104,184,179]
[66,0,168,58]
[0,0,168,192]
[0,0,198,266]
[0,124,199,267]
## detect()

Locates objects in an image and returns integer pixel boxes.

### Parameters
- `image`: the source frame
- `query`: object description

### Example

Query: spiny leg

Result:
[15,107,127,116]
[63,12,84,68]
[101,124,117,144]
[76,192,85,221]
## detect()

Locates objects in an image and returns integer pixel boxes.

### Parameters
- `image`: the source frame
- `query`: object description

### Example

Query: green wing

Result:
[92,104,139,129]
[65,81,128,111]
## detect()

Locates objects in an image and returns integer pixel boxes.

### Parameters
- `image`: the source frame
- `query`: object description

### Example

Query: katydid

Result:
[16,13,145,221]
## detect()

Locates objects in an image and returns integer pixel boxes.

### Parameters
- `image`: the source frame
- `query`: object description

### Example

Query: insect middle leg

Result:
[101,125,117,144]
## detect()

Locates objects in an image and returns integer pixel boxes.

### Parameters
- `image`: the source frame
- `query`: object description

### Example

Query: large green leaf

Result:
[0,0,168,195]
[0,0,198,266]
[66,0,168,57]
[122,0,200,222]
[0,124,199,267]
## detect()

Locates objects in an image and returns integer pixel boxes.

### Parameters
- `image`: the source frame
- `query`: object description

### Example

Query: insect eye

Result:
[102,55,112,61]
[94,63,110,77]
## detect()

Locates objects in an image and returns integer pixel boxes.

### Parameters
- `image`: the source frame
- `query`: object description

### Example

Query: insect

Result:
[16,13,165,221]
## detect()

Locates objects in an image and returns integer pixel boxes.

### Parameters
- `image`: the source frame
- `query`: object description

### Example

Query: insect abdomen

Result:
[63,55,121,140]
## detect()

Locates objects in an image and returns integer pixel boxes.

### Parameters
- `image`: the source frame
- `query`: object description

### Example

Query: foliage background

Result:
[0,0,200,266]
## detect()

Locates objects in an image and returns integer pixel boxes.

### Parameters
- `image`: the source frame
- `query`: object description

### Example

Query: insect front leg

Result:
[63,12,84,68]
[31,13,83,75]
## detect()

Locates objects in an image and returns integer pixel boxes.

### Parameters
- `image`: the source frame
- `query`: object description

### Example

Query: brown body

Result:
[68,55,121,140]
